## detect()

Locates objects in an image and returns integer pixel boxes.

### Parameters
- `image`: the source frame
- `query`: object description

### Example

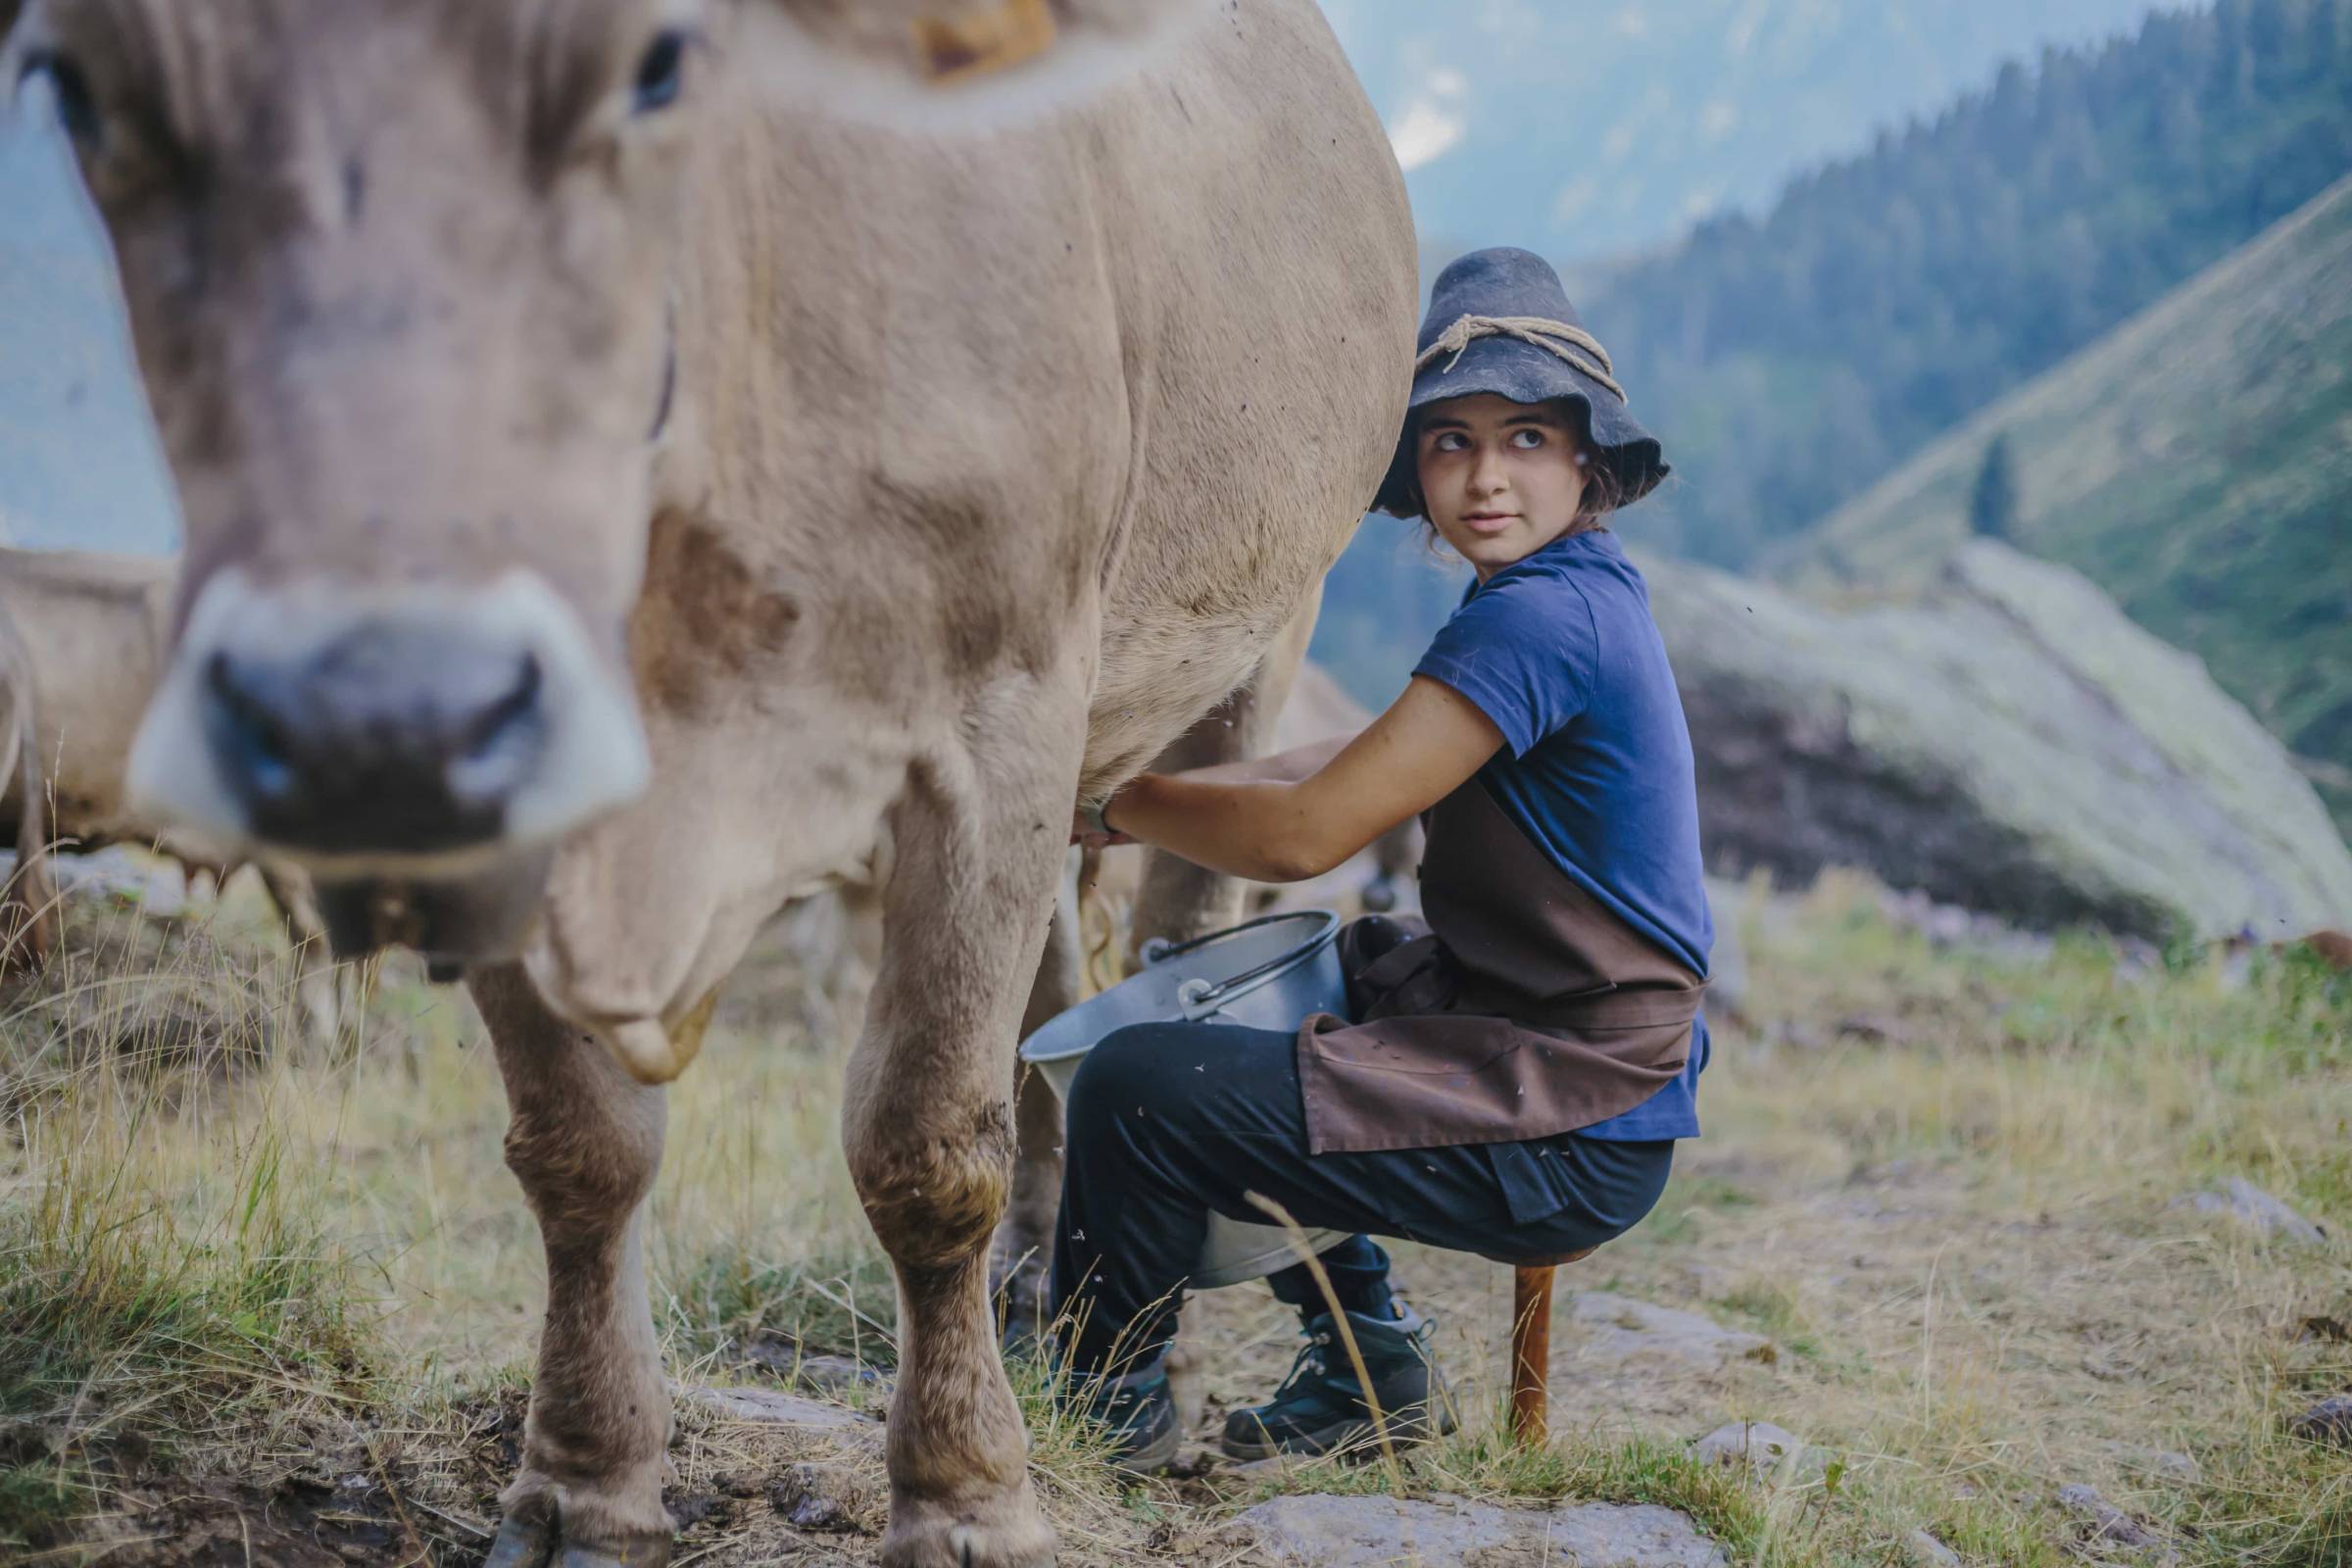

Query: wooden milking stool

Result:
[1497,1248,1594,1445]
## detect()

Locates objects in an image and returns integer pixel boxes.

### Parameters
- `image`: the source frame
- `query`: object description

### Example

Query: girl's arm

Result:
[1171,734,1353,788]
[1095,676,1502,883]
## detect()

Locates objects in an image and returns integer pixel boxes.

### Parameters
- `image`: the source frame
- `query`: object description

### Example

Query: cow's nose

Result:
[200,622,547,856]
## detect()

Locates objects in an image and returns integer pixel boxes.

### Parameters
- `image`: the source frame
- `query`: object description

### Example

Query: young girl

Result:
[1055,247,1712,1470]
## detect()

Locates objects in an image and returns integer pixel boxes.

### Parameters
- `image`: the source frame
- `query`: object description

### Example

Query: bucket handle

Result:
[1140,910,1340,1022]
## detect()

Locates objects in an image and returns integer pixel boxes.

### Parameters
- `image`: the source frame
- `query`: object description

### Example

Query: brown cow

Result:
[0,547,343,1041]
[2,2,1416,1562]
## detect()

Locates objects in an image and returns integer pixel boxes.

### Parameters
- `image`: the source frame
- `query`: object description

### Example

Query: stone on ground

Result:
[741,1341,886,1397]
[2173,1179,2328,1245]
[688,1386,874,1434]
[46,847,201,915]
[1690,1420,1820,1481]
[2290,1396,2352,1449]
[1904,1528,1962,1566]
[2055,1483,2177,1561]
[1235,1494,1727,1567]
[1566,1293,1774,1373]
[1642,540,2352,940]
[769,1462,858,1533]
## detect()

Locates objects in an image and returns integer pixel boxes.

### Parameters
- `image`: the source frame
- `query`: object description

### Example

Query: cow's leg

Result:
[846,724,1074,1568]
[993,861,1081,1349]
[1,722,59,974]
[257,863,341,1051]
[471,964,674,1568]
[1115,595,1319,1429]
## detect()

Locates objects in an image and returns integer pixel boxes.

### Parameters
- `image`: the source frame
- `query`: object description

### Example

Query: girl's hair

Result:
[1400,399,1622,550]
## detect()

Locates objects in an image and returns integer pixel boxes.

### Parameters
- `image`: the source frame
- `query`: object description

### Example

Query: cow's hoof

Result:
[880,1486,1055,1567]
[559,1541,672,1568]
[481,1516,672,1568]
[484,1516,554,1568]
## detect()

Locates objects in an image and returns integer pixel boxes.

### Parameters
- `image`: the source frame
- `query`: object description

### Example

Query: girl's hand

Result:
[1071,800,1135,850]
[1100,677,1500,883]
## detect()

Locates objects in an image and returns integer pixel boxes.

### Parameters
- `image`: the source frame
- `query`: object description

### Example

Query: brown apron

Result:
[1296,777,1704,1155]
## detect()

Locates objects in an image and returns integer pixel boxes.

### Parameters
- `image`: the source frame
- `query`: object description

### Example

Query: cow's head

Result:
[3,0,1189,962]
[0,0,727,956]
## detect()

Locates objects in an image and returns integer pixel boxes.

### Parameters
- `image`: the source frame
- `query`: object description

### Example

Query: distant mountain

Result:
[1322,0,2161,262]
[1574,0,2352,568]
[1780,173,2352,840]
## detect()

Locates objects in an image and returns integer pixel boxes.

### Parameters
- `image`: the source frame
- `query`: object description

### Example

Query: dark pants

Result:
[1051,1021,1675,1371]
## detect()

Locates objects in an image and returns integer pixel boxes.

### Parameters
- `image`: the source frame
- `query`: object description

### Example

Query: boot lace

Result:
[1268,1310,1439,1405]
[1270,1327,1340,1401]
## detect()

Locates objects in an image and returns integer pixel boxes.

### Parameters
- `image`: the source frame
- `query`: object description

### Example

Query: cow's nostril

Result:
[448,652,546,804]
[460,653,541,764]
[204,649,296,800]
[198,632,548,854]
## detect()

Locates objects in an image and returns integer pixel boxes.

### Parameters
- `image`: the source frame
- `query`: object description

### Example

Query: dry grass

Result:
[0,863,2346,1564]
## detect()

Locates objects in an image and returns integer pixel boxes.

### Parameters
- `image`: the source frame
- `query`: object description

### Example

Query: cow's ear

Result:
[738,0,1207,132]
[906,0,1061,86]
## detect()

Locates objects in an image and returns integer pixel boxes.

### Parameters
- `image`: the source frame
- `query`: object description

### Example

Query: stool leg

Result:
[1509,1264,1556,1446]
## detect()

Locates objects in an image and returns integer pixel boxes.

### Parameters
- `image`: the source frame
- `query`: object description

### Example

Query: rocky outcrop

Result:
[1642,540,2352,941]
[1690,1420,1820,1481]
[1235,1494,1728,1567]
[2290,1396,2352,1449]
[2172,1179,2328,1246]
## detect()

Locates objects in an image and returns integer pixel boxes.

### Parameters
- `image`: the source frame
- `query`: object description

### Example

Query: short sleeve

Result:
[1412,569,1597,757]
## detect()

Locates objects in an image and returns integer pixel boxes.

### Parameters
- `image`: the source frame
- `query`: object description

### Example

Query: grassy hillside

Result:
[1780,172,2352,839]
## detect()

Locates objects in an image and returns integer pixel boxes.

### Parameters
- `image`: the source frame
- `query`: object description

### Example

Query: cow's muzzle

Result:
[127,569,649,878]
[205,622,543,854]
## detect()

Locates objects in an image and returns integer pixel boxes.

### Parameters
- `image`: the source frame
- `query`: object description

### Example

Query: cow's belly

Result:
[1079,608,1282,792]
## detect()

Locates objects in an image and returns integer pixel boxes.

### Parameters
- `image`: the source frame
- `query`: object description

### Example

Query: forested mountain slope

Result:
[1575,0,2352,568]
[1318,2,2352,709]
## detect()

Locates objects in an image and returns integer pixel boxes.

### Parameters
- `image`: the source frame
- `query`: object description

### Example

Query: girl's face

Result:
[1414,395,1590,578]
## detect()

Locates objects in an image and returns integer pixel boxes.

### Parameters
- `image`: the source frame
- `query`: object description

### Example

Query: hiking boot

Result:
[1064,1360,1184,1475]
[1221,1302,1457,1460]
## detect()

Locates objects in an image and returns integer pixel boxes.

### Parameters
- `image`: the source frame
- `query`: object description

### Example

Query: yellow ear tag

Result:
[912,0,1058,85]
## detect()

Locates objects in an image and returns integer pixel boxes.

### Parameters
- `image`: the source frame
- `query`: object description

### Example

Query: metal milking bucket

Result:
[1018,909,1350,1287]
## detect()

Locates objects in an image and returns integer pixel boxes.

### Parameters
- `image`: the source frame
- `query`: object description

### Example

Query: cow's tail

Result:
[1075,843,1122,994]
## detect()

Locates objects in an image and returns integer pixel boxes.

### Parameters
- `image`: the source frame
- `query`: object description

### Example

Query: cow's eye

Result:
[21,49,101,148]
[630,28,689,115]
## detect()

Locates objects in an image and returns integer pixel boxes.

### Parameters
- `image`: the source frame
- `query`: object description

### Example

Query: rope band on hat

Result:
[1416,315,1626,404]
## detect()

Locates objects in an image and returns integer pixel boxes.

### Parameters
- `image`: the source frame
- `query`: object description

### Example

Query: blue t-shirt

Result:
[1412,529,1712,1142]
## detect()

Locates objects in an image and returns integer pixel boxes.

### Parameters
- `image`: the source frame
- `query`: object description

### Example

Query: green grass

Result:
[0,1090,372,1545]
[662,1242,903,1373]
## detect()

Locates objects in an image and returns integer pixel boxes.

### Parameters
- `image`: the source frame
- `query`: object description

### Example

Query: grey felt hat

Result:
[1374,247,1667,518]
